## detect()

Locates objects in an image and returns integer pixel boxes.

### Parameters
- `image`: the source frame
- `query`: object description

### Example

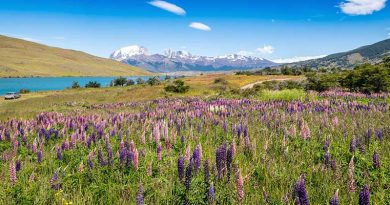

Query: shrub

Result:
[147,77,161,86]
[305,72,340,92]
[71,81,80,89]
[126,79,135,86]
[164,80,190,93]
[214,78,228,84]
[85,81,101,88]
[136,78,145,85]
[113,77,127,86]
[341,64,389,93]
[19,89,30,94]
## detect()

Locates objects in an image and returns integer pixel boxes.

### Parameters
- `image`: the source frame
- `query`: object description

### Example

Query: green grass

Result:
[0,35,152,77]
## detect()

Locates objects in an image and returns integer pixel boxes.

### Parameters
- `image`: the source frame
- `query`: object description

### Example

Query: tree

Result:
[85,81,101,88]
[341,64,389,93]
[136,78,145,85]
[147,77,161,86]
[164,80,190,93]
[71,81,81,89]
[126,79,135,86]
[383,56,390,68]
[113,77,127,86]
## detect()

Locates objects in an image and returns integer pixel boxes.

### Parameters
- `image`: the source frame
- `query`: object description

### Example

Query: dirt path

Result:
[240,78,293,90]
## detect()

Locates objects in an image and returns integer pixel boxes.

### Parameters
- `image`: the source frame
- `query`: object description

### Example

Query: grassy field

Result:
[0,74,302,120]
[0,74,388,204]
[0,35,152,77]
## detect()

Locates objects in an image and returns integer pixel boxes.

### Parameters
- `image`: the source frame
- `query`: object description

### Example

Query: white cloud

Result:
[272,55,327,64]
[148,0,186,16]
[189,22,211,31]
[339,0,387,15]
[256,45,275,54]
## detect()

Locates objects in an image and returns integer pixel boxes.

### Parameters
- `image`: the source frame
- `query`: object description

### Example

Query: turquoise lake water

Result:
[0,77,151,95]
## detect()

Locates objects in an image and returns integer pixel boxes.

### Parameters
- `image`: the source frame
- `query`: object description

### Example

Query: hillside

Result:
[0,35,152,77]
[290,39,390,69]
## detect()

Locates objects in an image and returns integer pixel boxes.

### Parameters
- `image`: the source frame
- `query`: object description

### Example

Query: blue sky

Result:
[0,0,389,62]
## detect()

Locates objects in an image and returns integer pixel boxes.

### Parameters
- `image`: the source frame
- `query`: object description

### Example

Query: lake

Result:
[0,76,151,95]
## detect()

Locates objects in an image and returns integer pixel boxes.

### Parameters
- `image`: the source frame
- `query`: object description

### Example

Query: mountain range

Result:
[289,39,390,69]
[110,46,277,73]
[0,35,151,77]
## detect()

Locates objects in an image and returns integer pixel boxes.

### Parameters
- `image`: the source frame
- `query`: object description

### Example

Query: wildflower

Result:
[185,160,193,191]
[348,156,356,192]
[192,145,202,173]
[177,157,185,181]
[324,150,330,168]
[215,145,226,179]
[107,145,113,165]
[37,150,43,163]
[133,149,139,170]
[136,185,144,205]
[236,170,244,202]
[294,174,309,205]
[373,151,380,169]
[359,185,370,205]
[204,160,210,185]
[87,153,94,169]
[57,146,63,160]
[15,160,21,172]
[50,171,61,190]
[9,161,17,185]
[208,184,215,204]
[98,150,107,166]
[331,158,337,173]
[349,137,356,153]
[329,189,339,205]
[227,144,233,180]
[147,162,152,176]
[375,129,383,141]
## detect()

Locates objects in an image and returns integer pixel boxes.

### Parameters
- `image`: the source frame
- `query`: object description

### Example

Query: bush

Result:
[136,78,145,85]
[164,80,190,93]
[126,79,135,86]
[71,81,80,89]
[85,81,101,88]
[19,89,30,94]
[147,77,161,86]
[341,64,389,93]
[305,72,340,92]
[112,77,127,87]
[214,78,228,84]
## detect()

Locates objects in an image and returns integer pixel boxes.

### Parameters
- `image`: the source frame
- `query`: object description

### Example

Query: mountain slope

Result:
[0,35,152,77]
[110,46,277,73]
[291,39,390,68]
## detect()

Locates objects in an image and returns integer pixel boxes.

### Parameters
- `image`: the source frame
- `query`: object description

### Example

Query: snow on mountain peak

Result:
[164,49,192,59]
[111,45,149,61]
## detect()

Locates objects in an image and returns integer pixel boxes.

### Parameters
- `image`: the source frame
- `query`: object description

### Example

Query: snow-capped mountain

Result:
[110,46,277,73]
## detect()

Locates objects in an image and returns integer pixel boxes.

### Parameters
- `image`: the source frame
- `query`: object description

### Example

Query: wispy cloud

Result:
[189,22,211,31]
[148,0,186,16]
[339,0,387,15]
[272,55,327,64]
[256,45,275,54]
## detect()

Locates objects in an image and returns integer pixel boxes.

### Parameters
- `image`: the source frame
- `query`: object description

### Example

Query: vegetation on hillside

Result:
[0,35,152,77]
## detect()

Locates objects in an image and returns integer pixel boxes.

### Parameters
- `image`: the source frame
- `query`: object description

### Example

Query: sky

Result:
[0,0,389,62]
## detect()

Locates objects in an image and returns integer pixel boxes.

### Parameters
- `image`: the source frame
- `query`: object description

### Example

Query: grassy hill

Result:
[291,39,390,69]
[0,35,152,77]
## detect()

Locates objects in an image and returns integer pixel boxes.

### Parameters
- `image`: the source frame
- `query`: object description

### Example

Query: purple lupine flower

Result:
[192,145,201,173]
[373,151,380,169]
[15,160,21,172]
[226,144,233,180]
[107,145,113,165]
[329,190,339,205]
[87,155,94,169]
[324,150,330,168]
[359,185,370,205]
[185,160,193,191]
[9,161,17,185]
[181,135,185,145]
[349,137,356,153]
[331,158,337,173]
[57,146,63,160]
[177,157,185,181]
[375,129,383,141]
[204,160,210,185]
[208,184,215,204]
[294,174,309,205]
[98,150,107,166]
[50,171,62,190]
[119,148,127,164]
[215,144,227,180]
[37,150,43,163]
[323,139,330,151]
[136,185,144,205]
